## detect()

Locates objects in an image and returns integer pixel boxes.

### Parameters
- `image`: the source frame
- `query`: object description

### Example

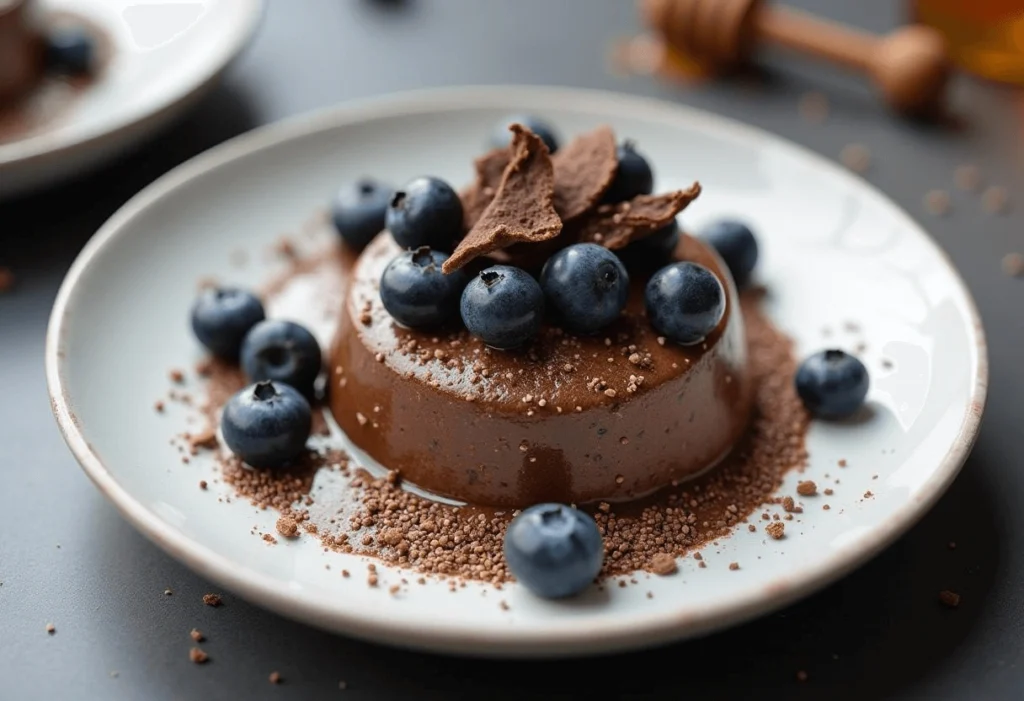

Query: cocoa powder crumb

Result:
[840,144,871,173]
[276,516,299,538]
[782,496,803,513]
[864,491,874,499]
[190,629,204,642]
[199,480,208,490]
[189,648,209,664]
[982,186,1009,215]
[368,574,378,587]
[170,369,185,384]
[766,522,785,539]
[650,553,677,575]
[823,488,833,496]
[939,590,961,608]
[954,164,981,192]
[1002,253,1024,278]
[389,584,401,595]
[269,672,282,684]
[838,459,847,467]
[154,400,165,413]
[728,562,739,571]
[924,189,951,216]
[262,534,277,544]
[202,594,222,607]
[823,504,831,510]
[796,480,817,496]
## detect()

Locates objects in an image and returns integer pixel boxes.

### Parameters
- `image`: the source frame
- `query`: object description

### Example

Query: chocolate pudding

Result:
[329,232,752,508]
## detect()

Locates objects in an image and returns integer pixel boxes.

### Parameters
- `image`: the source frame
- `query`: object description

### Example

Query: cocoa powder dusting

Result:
[194,288,810,584]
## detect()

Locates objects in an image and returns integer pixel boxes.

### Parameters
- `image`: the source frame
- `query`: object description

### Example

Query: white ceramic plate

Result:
[47,86,987,657]
[0,0,262,198]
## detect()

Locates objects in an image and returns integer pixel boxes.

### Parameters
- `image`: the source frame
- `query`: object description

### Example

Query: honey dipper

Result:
[642,0,951,117]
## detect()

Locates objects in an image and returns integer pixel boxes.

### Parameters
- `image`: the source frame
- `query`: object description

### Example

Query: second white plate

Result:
[0,0,262,198]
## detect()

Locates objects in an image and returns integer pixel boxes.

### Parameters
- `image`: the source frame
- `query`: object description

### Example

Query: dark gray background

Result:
[1,0,1021,699]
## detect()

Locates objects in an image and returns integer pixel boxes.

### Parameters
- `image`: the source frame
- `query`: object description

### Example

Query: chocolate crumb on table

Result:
[798,91,829,124]
[202,593,222,607]
[982,185,1009,215]
[199,480,208,490]
[939,590,961,608]
[190,629,204,642]
[840,144,871,173]
[189,647,209,664]
[269,671,282,685]
[1001,253,1024,278]
[782,496,803,513]
[924,189,951,216]
[728,562,740,571]
[766,522,785,540]
[954,164,982,192]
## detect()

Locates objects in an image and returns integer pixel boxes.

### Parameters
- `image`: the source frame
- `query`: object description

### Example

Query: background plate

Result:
[0,0,263,198]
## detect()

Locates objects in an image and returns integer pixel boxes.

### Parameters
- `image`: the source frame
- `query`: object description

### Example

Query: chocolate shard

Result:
[459,146,512,230]
[577,183,702,250]
[552,125,618,222]
[443,125,562,273]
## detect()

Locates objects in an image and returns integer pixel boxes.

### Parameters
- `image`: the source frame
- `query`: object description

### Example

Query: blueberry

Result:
[240,320,322,396]
[386,177,463,250]
[379,247,468,328]
[540,243,629,334]
[604,140,654,203]
[46,27,95,74]
[699,219,759,287]
[645,262,725,345]
[490,115,559,153]
[631,218,680,259]
[503,504,603,599]
[460,266,544,349]
[190,288,265,360]
[795,350,870,419]
[221,381,312,468]
[332,178,393,250]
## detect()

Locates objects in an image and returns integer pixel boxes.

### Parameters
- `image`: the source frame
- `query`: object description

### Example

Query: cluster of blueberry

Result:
[333,116,762,350]
[190,289,321,469]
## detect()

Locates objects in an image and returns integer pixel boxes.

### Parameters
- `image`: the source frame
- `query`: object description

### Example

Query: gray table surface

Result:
[2,0,1022,698]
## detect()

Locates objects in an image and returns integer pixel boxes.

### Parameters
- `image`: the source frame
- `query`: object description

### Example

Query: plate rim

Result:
[45,84,990,657]
[0,0,265,193]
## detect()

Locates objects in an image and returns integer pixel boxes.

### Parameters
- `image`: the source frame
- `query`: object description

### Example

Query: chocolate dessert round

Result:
[0,0,44,103]
[329,234,752,508]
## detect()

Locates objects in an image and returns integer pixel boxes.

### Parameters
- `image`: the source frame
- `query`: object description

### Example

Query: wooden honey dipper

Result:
[642,0,951,117]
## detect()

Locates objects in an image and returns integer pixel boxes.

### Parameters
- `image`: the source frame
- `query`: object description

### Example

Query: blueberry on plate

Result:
[386,177,463,250]
[699,219,759,288]
[604,140,654,203]
[46,26,95,74]
[221,381,312,468]
[190,288,265,360]
[379,247,468,328]
[240,320,322,396]
[645,262,725,345]
[332,178,393,250]
[490,115,559,153]
[795,349,870,419]
[460,266,544,349]
[503,503,604,599]
[540,243,629,334]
